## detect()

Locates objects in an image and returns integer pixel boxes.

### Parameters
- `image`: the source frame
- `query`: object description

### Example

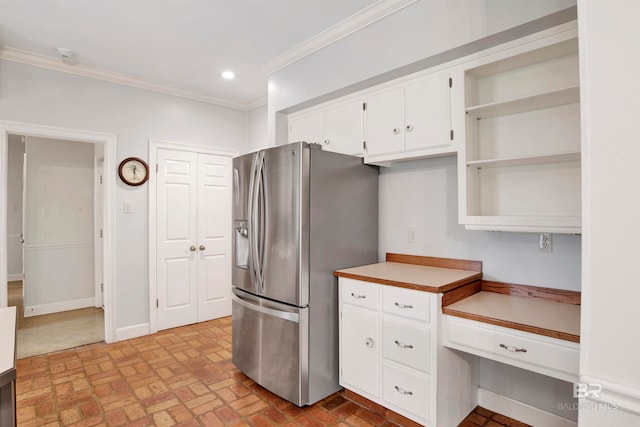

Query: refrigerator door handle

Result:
[247,152,259,292]
[257,151,268,291]
[232,294,299,323]
[253,151,266,290]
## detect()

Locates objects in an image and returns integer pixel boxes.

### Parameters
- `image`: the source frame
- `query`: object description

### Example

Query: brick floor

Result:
[16,316,528,426]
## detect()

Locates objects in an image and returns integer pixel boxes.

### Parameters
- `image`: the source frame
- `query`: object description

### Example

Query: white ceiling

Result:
[0,0,378,110]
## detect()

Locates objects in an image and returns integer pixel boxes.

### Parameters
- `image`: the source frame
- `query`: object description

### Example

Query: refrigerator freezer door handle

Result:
[232,294,299,323]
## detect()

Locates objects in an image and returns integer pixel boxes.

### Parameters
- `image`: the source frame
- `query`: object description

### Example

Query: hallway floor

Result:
[8,280,104,359]
[16,316,529,427]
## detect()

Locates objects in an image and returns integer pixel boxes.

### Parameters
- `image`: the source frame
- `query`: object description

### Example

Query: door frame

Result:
[148,139,237,334]
[0,121,117,343]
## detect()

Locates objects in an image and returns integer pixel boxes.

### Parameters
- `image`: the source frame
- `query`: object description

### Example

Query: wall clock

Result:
[118,157,149,186]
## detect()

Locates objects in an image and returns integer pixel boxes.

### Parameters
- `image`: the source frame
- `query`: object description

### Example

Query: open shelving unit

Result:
[458,32,582,233]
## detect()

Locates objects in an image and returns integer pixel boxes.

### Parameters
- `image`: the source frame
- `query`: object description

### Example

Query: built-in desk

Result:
[442,281,581,383]
[0,306,17,427]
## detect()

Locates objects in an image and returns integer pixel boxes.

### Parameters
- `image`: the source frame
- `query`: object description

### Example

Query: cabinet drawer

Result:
[340,278,379,310]
[382,362,430,423]
[382,287,431,323]
[444,315,579,382]
[383,318,430,373]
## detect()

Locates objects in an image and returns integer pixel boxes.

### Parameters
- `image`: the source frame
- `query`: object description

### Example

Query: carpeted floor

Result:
[8,280,105,359]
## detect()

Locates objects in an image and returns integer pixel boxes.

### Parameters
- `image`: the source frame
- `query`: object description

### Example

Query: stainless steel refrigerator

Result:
[231,142,378,406]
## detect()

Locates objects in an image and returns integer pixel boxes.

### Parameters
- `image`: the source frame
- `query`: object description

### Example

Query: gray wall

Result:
[247,104,268,152]
[0,59,247,329]
[7,135,24,278]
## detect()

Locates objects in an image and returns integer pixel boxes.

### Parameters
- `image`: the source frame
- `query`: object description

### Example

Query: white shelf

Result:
[466,86,580,119]
[467,151,580,169]
[463,215,581,234]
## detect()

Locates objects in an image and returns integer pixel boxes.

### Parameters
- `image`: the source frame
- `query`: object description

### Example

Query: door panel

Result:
[232,153,254,294]
[197,153,231,320]
[405,73,451,151]
[157,149,198,330]
[259,143,304,306]
[232,289,306,405]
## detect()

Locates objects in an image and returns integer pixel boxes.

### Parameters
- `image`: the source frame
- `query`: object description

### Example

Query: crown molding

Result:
[246,96,268,111]
[261,0,418,76]
[0,46,262,111]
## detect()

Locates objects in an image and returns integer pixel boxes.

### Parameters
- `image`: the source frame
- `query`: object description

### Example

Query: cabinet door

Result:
[322,100,364,156]
[288,113,322,145]
[404,73,451,152]
[341,304,379,397]
[365,87,404,157]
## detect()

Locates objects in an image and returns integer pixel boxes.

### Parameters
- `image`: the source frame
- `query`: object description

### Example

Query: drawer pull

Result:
[394,302,413,309]
[394,385,413,395]
[350,293,366,299]
[365,337,374,348]
[500,343,527,353]
[394,340,414,349]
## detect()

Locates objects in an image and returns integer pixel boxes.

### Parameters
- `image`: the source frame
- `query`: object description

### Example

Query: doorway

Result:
[7,134,104,358]
[0,121,117,346]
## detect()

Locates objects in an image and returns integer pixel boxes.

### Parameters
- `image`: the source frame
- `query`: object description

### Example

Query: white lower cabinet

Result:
[339,277,473,426]
[341,304,380,397]
[382,362,431,422]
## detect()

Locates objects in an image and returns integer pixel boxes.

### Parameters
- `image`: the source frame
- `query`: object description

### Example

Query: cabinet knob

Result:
[392,128,400,135]
[406,124,414,132]
[324,139,330,145]
[199,245,206,251]
[364,337,374,348]
[190,246,196,252]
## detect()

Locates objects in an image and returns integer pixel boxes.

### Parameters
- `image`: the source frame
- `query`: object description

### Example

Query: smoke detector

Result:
[56,48,74,59]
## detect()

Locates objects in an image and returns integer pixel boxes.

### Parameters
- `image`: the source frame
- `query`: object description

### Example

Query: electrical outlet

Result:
[539,233,552,252]
[408,227,416,244]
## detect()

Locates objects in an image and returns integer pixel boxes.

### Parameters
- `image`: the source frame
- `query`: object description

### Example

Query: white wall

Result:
[7,134,24,280]
[578,0,640,424]
[0,59,248,330]
[23,137,95,314]
[267,0,581,421]
[379,157,581,290]
[247,104,268,153]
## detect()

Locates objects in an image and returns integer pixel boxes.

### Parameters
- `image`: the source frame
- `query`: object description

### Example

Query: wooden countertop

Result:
[334,253,482,293]
[443,282,581,343]
[0,306,17,382]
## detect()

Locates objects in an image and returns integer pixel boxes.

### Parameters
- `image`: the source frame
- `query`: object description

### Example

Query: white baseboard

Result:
[116,323,150,341]
[478,388,577,427]
[7,273,23,281]
[24,297,95,317]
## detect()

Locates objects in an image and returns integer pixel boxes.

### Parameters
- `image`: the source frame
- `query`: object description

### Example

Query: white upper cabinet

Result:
[288,113,323,146]
[457,26,581,233]
[288,99,364,156]
[364,72,454,163]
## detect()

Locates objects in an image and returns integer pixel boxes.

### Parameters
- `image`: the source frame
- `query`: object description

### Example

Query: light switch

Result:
[123,201,133,214]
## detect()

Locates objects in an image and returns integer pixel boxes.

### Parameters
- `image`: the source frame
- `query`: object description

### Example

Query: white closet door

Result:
[197,153,232,321]
[157,149,198,330]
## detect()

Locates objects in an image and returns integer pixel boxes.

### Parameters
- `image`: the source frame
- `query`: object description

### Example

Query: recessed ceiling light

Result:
[221,70,235,80]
